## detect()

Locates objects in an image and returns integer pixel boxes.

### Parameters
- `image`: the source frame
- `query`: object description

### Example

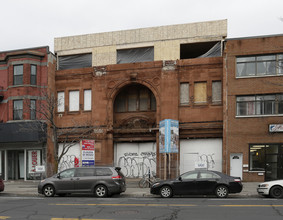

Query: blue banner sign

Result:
[159,119,179,153]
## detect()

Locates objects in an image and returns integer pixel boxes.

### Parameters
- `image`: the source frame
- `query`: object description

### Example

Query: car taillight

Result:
[112,175,122,179]
[234,178,241,182]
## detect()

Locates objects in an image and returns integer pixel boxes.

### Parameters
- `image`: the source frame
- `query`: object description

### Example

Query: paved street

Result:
[0,196,283,220]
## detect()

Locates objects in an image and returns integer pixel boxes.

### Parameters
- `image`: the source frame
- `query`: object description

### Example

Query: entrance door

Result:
[230,153,243,179]
[8,150,24,180]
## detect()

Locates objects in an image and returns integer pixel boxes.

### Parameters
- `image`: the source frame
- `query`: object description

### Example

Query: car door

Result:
[197,171,220,194]
[74,168,96,193]
[54,168,76,193]
[173,171,199,195]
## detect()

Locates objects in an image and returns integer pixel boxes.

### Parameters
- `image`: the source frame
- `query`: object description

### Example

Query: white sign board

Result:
[269,124,283,132]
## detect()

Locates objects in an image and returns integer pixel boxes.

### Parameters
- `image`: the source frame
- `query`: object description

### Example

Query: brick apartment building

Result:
[0,46,56,180]
[53,20,226,179]
[223,35,283,181]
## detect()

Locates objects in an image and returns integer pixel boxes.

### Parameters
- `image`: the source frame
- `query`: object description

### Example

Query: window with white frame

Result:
[84,90,92,111]
[236,54,283,77]
[212,81,222,104]
[13,100,23,120]
[30,65,37,85]
[180,83,189,105]
[236,94,283,116]
[57,92,65,112]
[13,65,23,85]
[69,90,80,111]
[30,99,36,120]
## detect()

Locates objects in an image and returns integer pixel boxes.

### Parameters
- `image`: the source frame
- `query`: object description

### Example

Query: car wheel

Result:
[160,186,173,198]
[94,185,108,197]
[270,186,283,198]
[43,185,55,197]
[215,185,228,198]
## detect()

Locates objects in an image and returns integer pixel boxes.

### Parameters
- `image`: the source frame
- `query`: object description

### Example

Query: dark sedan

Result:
[150,170,242,198]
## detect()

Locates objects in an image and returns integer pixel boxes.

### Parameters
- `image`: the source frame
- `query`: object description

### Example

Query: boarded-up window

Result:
[212,81,222,103]
[117,47,154,64]
[57,92,65,112]
[180,83,189,105]
[69,91,79,111]
[84,90,92,111]
[58,53,92,70]
[194,82,207,104]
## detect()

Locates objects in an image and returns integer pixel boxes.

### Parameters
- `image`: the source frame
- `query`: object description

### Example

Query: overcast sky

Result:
[1,0,283,53]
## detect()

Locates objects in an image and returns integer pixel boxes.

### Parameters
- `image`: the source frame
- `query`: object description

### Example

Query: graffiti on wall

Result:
[58,155,79,172]
[117,151,156,178]
[195,153,215,169]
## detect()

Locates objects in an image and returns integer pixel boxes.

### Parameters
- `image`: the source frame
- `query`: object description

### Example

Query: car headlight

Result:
[260,184,269,187]
[40,179,46,183]
[152,182,160,187]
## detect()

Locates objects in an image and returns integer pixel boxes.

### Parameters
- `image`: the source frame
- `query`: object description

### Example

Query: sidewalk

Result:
[0,179,260,198]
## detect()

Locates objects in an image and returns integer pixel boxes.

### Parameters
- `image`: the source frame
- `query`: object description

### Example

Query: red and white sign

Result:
[28,150,41,173]
[81,140,95,166]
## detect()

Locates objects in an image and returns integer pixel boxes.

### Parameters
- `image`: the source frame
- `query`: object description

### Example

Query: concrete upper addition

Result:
[54,19,227,66]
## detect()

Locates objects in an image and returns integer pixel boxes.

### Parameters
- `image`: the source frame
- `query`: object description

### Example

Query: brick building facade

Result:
[53,20,226,179]
[223,35,283,181]
[0,46,56,180]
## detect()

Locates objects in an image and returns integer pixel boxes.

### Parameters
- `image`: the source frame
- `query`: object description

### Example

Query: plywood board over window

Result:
[194,82,207,104]
[84,90,92,111]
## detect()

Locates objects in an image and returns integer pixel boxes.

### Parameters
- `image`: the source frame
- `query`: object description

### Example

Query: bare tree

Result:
[24,89,93,176]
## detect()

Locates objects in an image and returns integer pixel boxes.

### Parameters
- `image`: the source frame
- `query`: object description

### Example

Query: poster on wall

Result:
[81,140,95,167]
[159,119,179,153]
[28,150,41,174]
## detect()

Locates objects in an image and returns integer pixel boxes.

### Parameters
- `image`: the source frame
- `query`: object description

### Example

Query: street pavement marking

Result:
[51,203,283,208]
[0,217,10,219]
[51,203,196,207]
[51,219,112,220]
[220,205,283,207]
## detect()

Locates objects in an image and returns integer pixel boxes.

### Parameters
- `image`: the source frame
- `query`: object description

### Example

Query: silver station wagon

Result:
[38,167,126,197]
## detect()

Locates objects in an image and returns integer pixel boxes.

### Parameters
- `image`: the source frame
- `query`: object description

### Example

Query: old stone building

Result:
[53,20,226,179]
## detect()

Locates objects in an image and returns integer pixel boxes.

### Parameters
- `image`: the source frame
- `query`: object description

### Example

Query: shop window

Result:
[84,90,92,111]
[58,53,92,70]
[13,100,23,120]
[57,92,65,112]
[236,54,283,77]
[69,91,80,112]
[117,47,154,64]
[180,83,189,105]
[30,100,36,120]
[30,65,37,85]
[236,94,283,116]
[194,82,207,104]
[212,81,222,104]
[13,65,23,85]
[249,144,283,181]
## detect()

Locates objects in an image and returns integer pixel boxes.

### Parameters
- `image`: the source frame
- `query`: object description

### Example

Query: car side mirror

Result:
[178,176,182,181]
[57,174,60,179]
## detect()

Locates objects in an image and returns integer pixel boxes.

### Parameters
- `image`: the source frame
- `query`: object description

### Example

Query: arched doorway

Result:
[113,83,157,178]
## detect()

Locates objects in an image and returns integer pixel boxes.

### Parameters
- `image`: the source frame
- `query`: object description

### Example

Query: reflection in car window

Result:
[199,171,220,179]
[181,171,198,180]
[60,169,75,178]
[76,168,95,177]
[95,168,113,176]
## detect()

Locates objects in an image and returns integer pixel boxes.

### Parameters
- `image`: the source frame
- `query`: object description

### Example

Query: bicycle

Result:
[138,171,159,188]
